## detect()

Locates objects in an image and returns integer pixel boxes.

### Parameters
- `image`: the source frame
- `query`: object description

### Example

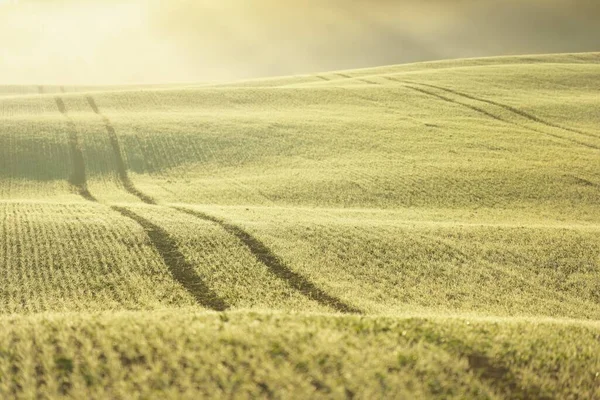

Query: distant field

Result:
[1,52,599,398]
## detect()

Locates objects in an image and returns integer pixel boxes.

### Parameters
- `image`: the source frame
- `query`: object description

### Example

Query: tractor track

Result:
[357,78,378,85]
[51,90,227,311]
[111,206,230,311]
[406,80,600,140]
[418,328,553,400]
[176,207,363,314]
[86,96,157,205]
[402,84,508,124]
[381,76,600,151]
[53,97,96,201]
[83,95,361,314]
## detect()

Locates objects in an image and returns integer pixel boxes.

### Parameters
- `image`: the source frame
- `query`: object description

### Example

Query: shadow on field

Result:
[382,76,600,150]
[53,96,96,201]
[112,206,230,311]
[52,91,227,310]
[414,322,552,400]
[406,80,600,140]
[176,207,363,314]
[86,96,157,205]
[82,95,361,314]
[464,349,550,399]
[400,83,507,124]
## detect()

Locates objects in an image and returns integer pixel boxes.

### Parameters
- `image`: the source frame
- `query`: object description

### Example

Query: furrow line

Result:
[111,206,230,311]
[52,95,96,201]
[565,174,600,189]
[175,207,363,314]
[56,94,226,310]
[409,80,600,140]
[357,78,378,85]
[421,332,552,400]
[86,96,156,205]
[400,83,510,124]
[83,96,359,313]
[382,77,600,151]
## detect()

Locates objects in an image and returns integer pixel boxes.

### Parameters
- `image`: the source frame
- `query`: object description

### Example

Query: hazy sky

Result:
[1,0,599,84]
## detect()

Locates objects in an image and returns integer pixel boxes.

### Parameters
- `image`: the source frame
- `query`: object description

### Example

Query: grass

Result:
[0,52,599,398]
[1,311,599,398]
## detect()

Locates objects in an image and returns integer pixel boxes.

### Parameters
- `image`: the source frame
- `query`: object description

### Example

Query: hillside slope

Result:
[0,53,599,398]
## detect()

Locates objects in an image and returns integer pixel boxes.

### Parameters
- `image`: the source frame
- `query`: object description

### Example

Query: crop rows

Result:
[1,311,600,399]
[40,91,359,314]
[0,63,598,316]
[231,210,600,318]
[0,202,196,314]
[17,80,590,317]
[0,55,599,397]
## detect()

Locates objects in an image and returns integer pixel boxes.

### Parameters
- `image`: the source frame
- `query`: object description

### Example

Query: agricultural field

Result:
[0,52,599,398]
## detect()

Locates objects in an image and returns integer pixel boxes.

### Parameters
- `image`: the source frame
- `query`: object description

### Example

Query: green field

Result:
[1,52,599,398]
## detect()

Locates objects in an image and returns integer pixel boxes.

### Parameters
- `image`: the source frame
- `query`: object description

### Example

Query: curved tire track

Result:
[401,83,508,124]
[111,206,230,311]
[419,331,552,400]
[53,96,96,201]
[54,93,226,310]
[175,207,363,314]
[357,78,378,85]
[382,76,600,151]
[408,80,600,140]
[84,96,360,314]
[86,96,157,205]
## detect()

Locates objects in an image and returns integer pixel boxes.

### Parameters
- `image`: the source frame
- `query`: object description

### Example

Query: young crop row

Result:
[2,199,599,318]
[0,202,197,314]
[0,311,599,399]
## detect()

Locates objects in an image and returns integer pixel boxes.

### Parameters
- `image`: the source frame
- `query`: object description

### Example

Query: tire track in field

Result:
[85,96,157,205]
[175,207,363,314]
[347,78,598,197]
[390,80,515,124]
[52,96,96,201]
[382,77,600,151]
[357,78,378,85]
[84,95,361,314]
[53,93,227,311]
[565,174,600,189]
[418,328,552,399]
[111,206,230,311]
[464,349,550,399]
[408,80,600,140]
[463,352,550,400]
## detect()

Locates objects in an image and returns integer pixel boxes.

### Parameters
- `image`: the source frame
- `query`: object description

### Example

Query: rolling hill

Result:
[1,52,599,398]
